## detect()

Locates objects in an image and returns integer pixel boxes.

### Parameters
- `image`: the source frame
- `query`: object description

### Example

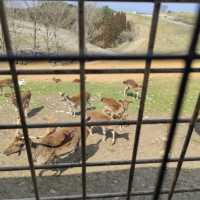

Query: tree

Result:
[24,0,40,51]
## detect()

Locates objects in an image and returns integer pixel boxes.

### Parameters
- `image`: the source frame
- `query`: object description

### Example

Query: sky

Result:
[96,3,198,13]
[9,1,198,13]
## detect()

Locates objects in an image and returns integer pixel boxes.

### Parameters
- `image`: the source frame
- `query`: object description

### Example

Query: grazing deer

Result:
[4,90,31,117]
[72,78,81,83]
[123,79,142,99]
[3,126,90,175]
[52,77,62,83]
[87,111,128,145]
[0,78,13,95]
[72,77,87,84]
[101,97,132,119]
[60,92,91,117]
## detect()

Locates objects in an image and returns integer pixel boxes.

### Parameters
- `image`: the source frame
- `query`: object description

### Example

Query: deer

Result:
[52,77,62,83]
[60,92,91,117]
[72,78,81,83]
[72,77,87,84]
[123,79,142,99]
[3,125,90,175]
[101,97,132,119]
[86,110,128,145]
[4,90,31,117]
[0,78,13,95]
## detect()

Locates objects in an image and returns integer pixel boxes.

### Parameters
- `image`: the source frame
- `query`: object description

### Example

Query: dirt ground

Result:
[0,92,200,199]
[0,60,200,199]
[0,60,200,82]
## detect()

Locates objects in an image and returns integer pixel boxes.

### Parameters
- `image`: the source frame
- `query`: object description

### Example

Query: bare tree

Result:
[85,3,102,42]
[24,0,40,51]
[50,2,67,53]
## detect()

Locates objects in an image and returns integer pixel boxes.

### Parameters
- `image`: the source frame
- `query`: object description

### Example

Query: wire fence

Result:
[0,0,200,200]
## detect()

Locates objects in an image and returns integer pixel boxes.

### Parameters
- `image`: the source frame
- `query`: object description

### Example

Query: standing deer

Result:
[60,92,91,117]
[123,79,142,99]
[87,110,128,145]
[101,97,132,119]
[0,78,13,95]
[4,90,31,117]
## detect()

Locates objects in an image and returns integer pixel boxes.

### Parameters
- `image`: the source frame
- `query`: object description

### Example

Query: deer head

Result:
[3,131,25,156]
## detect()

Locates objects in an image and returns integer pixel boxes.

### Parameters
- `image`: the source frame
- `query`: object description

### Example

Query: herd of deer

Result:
[1,77,142,173]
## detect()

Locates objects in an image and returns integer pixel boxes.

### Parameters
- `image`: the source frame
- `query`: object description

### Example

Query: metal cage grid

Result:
[0,0,200,199]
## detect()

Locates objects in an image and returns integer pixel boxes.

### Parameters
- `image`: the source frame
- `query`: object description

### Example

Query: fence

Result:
[0,0,200,199]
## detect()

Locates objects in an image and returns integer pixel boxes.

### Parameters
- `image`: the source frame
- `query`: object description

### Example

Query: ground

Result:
[0,61,200,199]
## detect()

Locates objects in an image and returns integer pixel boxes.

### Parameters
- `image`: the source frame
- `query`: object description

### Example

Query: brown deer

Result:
[72,77,87,84]
[87,111,128,145]
[123,79,142,99]
[60,92,91,117]
[101,97,132,119]
[4,90,31,117]
[52,77,62,83]
[0,78,13,95]
[3,126,90,175]
[72,78,81,83]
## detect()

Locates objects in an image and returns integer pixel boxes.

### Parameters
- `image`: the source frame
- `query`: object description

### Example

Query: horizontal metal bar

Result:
[6,0,200,3]
[0,54,199,62]
[0,68,200,75]
[0,118,200,130]
[1,156,200,172]
[4,187,200,200]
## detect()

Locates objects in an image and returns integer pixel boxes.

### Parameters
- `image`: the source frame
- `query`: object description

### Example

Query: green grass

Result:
[0,78,199,118]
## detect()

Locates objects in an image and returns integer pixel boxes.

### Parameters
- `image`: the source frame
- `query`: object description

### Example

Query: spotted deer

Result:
[87,110,128,145]
[101,97,132,119]
[60,92,91,117]
[4,90,31,117]
[0,78,13,95]
[123,79,142,99]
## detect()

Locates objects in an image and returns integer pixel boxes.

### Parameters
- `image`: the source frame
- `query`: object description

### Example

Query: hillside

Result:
[0,10,200,55]
[111,13,200,54]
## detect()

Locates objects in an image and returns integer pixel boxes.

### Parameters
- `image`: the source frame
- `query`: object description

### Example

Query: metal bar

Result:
[152,5,200,200]
[127,2,161,199]
[0,1,40,200]
[78,0,87,198]
[0,156,200,172]
[0,54,200,62]
[0,67,200,75]
[1,118,200,130]
[5,0,200,3]
[3,0,200,3]
[168,94,200,200]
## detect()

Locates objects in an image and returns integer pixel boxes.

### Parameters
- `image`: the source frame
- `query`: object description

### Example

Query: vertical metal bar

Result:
[168,94,200,200]
[152,5,200,200]
[78,0,87,199]
[127,2,161,199]
[0,1,40,200]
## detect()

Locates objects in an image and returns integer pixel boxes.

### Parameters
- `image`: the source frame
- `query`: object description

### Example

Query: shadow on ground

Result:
[28,106,44,118]
[1,166,200,200]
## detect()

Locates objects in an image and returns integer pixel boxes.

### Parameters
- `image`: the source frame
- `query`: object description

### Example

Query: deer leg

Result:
[88,126,94,136]
[111,130,116,145]
[124,86,129,97]
[102,126,107,142]
[24,109,28,118]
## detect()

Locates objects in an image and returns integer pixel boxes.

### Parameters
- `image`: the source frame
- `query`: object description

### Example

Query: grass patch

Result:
[0,78,199,117]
